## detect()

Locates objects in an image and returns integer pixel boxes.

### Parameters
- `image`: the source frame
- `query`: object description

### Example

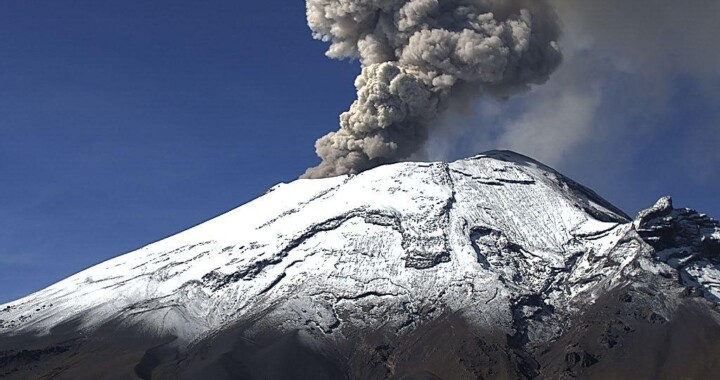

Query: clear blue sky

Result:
[1,0,717,303]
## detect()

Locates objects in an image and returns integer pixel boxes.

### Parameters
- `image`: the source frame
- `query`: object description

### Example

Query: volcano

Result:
[1,151,719,379]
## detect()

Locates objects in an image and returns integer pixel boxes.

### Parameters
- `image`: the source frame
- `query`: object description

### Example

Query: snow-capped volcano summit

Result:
[2,151,719,379]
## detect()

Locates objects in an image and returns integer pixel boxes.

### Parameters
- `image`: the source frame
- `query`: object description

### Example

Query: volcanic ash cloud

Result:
[302,0,563,179]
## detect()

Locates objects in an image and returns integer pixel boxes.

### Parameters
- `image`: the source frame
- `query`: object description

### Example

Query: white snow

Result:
[0,151,716,345]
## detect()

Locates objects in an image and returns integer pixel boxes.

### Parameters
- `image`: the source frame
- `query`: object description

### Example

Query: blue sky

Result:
[0,0,718,303]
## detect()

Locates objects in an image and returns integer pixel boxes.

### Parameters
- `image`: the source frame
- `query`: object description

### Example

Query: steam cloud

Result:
[302,0,563,178]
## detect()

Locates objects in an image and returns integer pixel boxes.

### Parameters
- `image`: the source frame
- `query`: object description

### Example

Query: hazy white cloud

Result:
[551,0,720,78]
[497,84,601,167]
[455,0,720,173]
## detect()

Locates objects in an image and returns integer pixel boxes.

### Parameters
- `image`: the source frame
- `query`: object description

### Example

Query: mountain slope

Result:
[1,151,719,379]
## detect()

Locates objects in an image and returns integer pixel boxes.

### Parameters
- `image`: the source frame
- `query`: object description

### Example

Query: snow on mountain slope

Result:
[1,150,718,353]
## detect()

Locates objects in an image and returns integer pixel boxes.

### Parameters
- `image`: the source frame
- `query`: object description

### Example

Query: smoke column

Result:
[302,0,563,178]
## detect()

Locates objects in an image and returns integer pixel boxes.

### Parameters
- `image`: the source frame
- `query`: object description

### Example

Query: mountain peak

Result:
[0,152,653,339]
[473,149,546,164]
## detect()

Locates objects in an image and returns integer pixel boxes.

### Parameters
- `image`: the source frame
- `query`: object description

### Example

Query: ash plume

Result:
[302,0,563,178]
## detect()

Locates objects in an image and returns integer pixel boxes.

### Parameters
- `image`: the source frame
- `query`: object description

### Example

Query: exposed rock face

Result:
[1,151,718,379]
[635,196,720,302]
